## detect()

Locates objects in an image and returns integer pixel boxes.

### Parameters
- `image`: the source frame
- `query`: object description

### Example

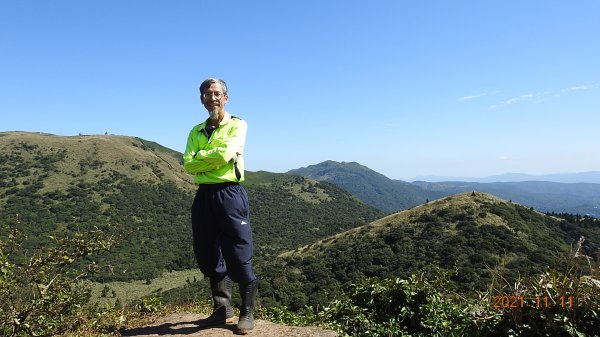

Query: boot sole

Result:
[235,327,253,335]
[196,316,235,327]
[235,321,254,335]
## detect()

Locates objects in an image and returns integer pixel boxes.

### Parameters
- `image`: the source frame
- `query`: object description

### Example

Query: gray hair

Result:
[199,78,228,95]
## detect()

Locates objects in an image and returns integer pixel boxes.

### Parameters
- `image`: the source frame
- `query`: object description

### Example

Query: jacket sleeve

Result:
[194,119,247,166]
[183,128,222,174]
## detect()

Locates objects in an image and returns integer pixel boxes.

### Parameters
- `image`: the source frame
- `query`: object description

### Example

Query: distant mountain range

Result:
[289,161,600,217]
[410,171,600,184]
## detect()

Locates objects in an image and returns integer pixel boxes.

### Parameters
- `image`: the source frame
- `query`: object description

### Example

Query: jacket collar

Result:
[196,111,231,132]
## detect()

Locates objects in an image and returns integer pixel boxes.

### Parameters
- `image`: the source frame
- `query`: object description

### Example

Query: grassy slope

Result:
[0,131,383,283]
[280,192,596,295]
[0,131,194,196]
[88,269,202,307]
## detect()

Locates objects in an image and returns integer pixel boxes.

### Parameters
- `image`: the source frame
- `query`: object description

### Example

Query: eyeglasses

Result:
[201,92,225,99]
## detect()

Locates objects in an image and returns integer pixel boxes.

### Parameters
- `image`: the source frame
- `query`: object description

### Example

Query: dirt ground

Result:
[120,313,338,337]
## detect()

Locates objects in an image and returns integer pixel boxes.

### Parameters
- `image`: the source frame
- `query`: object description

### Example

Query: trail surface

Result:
[120,313,338,337]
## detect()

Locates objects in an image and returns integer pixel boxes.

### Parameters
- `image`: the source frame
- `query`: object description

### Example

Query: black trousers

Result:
[191,183,256,283]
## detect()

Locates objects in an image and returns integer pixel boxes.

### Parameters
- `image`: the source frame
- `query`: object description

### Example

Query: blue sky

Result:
[1,1,599,180]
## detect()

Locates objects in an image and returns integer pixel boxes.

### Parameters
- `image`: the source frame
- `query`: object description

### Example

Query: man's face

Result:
[200,83,228,119]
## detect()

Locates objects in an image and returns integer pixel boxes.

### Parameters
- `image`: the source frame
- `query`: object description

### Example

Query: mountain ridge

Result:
[2,131,599,316]
[410,171,600,184]
[288,160,443,213]
[288,160,600,217]
[0,132,383,282]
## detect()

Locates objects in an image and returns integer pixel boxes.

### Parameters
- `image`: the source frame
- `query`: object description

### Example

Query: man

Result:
[183,78,258,334]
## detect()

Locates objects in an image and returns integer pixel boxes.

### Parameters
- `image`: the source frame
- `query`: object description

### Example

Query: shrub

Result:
[318,273,476,337]
[478,236,600,337]
[89,304,127,334]
[0,218,117,337]
[134,296,164,313]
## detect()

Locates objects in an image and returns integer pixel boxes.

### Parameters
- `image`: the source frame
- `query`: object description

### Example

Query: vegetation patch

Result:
[89,269,203,307]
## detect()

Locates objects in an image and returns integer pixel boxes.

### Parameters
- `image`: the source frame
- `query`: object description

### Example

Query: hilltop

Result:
[278,192,599,299]
[288,160,443,213]
[0,131,193,193]
[0,132,383,283]
[414,180,600,217]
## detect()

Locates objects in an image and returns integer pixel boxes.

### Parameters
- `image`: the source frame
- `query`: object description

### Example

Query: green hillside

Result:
[244,172,384,257]
[0,132,383,282]
[288,160,443,213]
[269,192,600,307]
[3,133,599,336]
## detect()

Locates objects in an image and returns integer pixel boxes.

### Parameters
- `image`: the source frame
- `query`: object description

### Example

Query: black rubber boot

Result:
[236,279,258,335]
[197,276,234,326]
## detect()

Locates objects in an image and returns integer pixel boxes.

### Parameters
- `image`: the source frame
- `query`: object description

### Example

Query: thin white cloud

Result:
[489,83,597,109]
[490,93,535,109]
[563,83,598,92]
[457,90,499,102]
[505,93,534,105]
[458,93,487,101]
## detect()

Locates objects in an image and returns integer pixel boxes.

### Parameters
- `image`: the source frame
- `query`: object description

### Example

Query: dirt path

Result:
[120,313,338,337]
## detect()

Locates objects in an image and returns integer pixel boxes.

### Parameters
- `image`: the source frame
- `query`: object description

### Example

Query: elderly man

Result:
[183,78,258,334]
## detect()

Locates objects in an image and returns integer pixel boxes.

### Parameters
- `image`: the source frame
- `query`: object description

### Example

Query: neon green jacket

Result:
[183,112,247,184]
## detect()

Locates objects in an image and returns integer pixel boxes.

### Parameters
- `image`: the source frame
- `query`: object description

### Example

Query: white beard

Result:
[208,109,219,120]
